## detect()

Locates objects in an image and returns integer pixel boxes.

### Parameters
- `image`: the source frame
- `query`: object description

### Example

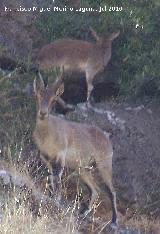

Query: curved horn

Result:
[38,72,45,84]
[50,68,64,93]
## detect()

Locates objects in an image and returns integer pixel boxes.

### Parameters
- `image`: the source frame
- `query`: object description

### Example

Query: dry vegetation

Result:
[0,154,80,234]
[0,198,79,234]
[0,160,160,234]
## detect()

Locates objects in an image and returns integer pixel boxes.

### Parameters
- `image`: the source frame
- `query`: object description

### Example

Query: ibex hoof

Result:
[86,101,93,109]
[110,222,118,230]
[77,102,87,110]
[65,104,75,112]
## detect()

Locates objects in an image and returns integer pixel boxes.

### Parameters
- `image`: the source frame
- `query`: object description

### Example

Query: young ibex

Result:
[33,74,118,227]
[35,28,120,104]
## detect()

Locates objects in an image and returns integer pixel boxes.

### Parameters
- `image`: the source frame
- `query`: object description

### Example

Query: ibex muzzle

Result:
[33,73,118,227]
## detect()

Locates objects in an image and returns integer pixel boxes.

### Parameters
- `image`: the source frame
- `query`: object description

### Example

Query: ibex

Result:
[35,28,120,104]
[33,73,118,227]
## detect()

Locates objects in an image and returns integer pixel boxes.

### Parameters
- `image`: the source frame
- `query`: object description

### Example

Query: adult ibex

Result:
[33,73,118,227]
[35,28,120,104]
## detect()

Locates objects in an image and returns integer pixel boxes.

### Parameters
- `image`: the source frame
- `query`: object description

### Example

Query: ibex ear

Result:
[90,27,100,41]
[55,83,64,97]
[33,78,37,94]
[33,73,45,94]
[109,31,120,41]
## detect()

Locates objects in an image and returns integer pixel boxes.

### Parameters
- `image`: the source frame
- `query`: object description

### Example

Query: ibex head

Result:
[33,73,64,120]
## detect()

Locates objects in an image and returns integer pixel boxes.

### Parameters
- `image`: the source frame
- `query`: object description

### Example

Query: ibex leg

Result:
[40,154,55,192]
[99,167,118,226]
[80,170,99,212]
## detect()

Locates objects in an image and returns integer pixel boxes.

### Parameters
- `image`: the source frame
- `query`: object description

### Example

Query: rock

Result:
[66,100,160,216]
[0,0,42,68]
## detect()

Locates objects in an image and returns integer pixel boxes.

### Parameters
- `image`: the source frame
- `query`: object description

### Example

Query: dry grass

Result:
[0,158,160,234]
[0,198,80,234]
[124,216,160,234]
[0,157,81,234]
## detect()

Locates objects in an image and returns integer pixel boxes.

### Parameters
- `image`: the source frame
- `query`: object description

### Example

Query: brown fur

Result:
[33,75,118,226]
[36,29,120,102]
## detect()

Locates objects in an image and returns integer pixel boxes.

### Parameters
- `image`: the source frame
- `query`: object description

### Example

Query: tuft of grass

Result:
[0,157,80,234]
[0,201,79,234]
[125,216,160,234]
